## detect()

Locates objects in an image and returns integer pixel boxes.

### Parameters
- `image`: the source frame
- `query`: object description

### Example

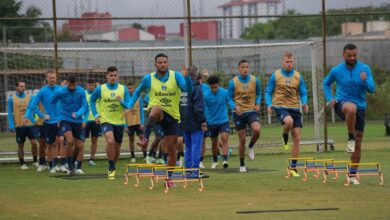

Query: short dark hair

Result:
[46,70,55,75]
[87,78,95,84]
[15,81,25,87]
[107,66,118,73]
[238,59,249,66]
[343,43,357,52]
[68,76,77,84]
[127,81,135,86]
[155,53,168,62]
[187,66,198,80]
[207,75,219,85]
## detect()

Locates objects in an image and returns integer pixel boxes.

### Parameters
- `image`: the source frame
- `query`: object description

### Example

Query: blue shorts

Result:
[275,108,302,128]
[334,102,366,132]
[157,111,178,136]
[233,111,260,131]
[154,124,164,137]
[85,121,101,138]
[35,125,44,139]
[60,121,85,141]
[177,123,184,137]
[101,123,124,143]
[208,122,230,138]
[204,130,211,138]
[15,126,36,143]
[127,124,143,136]
[43,123,61,144]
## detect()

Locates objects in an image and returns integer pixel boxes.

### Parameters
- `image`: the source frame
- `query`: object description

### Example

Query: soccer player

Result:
[204,75,235,169]
[90,66,131,180]
[179,66,207,169]
[50,76,89,175]
[25,70,61,173]
[228,59,261,173]
[198,70,210,168]
[265,52,308,177]
[124,81,145,163]
[8,81,38,170]
[127,53,192,169]
[85,78,101,166]
[323,43,376,185]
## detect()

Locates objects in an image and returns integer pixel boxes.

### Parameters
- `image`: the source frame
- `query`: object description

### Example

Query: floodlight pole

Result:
[52,0,59,74]
[322,0,328,151]
[183,0,192,67]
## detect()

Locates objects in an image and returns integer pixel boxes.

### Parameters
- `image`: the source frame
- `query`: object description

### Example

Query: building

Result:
[62,12,112,33]
[341,22,364,36]
[147,25,166,40]
[179,21,219,40]
[366,21,390,32]
[83,26,155,41]
[219,0,283,39]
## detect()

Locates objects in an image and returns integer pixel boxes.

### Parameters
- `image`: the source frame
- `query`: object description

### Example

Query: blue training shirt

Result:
[25,84,61,124]
[323,61,376,109]
[265,68,308,110]
[203,87,235,126]
[228,74,261,111]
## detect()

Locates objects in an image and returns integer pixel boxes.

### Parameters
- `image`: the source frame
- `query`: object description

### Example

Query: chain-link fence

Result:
[1,0,389,160]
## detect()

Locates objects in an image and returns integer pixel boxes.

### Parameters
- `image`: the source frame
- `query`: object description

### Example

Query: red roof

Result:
[219,0,281,8]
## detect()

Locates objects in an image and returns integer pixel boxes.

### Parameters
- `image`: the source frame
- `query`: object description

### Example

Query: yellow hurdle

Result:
[344,162,384,187]
[285,157,315,179]
[123,163,165,187]
[150,166,182,190]
[164,167,204,193]
[302,159,334,182]
[322,160,350,184]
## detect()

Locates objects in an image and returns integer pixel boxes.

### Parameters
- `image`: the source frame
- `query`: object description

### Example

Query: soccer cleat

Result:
[55,165,60,172]
[346,140,355,153]
[137,137,148,147]
[283,144,291,151]
[64,163,69,169]
[239,166,247,173]
[289,170,300,177]
[76,169,85,175]
[228,148,233,156]
[130,157,136,163]
[37,165,47,172]
[211,162,218,169]
[49,167,57,174]
[67,169,75,175]
[348,176,360,185]
[59,165,68,173]
[20,164,29,170]
[199,162,205,169]
[146,156,155,164]
[223,161,229,169]
[88,160,96,166]
[32,162,39,167]
[156,158,165,164]
[248,147,255,160]
[108,170,116,180]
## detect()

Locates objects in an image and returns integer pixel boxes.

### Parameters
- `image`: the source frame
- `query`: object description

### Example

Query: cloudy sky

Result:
[20,0,388,32]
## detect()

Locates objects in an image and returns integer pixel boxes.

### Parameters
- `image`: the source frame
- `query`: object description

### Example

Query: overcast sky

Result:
[20,0,389,32]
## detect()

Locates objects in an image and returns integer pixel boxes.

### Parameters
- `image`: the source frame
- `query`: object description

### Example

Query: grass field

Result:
[1,149,390,219]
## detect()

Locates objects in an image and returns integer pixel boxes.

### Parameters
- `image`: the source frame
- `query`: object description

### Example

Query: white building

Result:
[219,0,284,39]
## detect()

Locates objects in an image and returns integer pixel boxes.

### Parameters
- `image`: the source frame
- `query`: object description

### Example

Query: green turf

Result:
[1,149,389,219]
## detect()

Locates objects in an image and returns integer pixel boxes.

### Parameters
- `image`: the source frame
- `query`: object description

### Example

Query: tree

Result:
[0,0,51,43]
[242,5,390,40]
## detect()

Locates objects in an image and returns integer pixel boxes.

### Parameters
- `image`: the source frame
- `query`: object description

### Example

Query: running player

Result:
[8,81,38,170]
[265,52,308,177]
[50,76,88,175]
[124,81,145,163]
[228,59,261,172]
[127,53,192,169]
[25,70,61,173]
[85,78,101,166]
[204,75,235,169]
[323,43,376,184]
[90,66,131,180]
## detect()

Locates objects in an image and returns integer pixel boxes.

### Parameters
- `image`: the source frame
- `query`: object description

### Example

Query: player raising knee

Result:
[265,52,308,177]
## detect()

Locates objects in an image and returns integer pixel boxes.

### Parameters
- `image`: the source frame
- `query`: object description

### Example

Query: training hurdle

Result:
[344,163,384,187]
[322,160,350,184]
[123,163,165,187]
[150,166,181,190]
[302,159,334,182]
[164,167,204,193]
[285,157,315,179]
